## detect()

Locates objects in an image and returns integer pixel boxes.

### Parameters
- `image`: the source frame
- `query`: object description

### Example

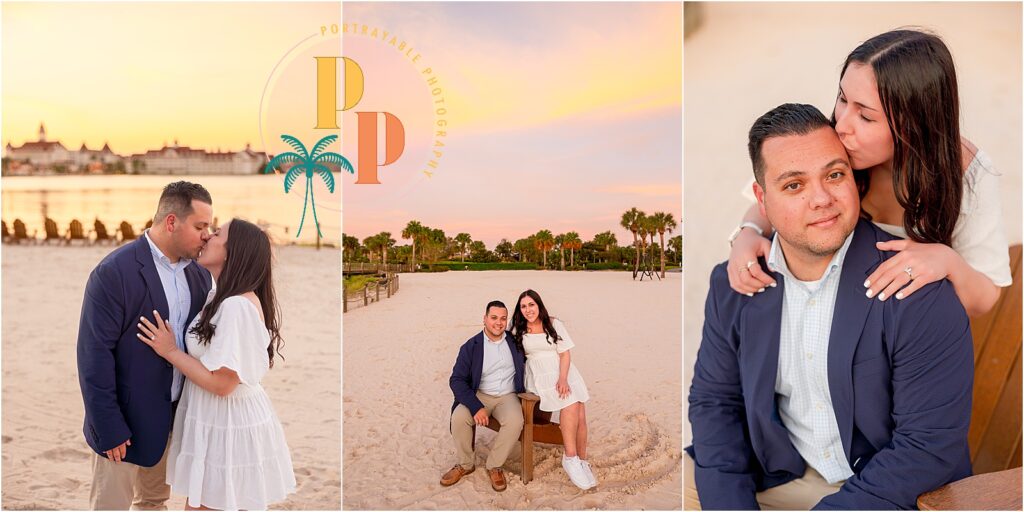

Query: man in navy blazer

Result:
[686,104,973,510]
[442,300,526,492]
[77,182,213,510]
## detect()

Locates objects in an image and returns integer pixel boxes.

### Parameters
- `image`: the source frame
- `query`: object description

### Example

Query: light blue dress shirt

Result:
[143,231,193,402]
[768,231,855,484]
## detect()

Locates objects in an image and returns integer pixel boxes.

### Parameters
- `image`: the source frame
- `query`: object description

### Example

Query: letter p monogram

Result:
[315,56,405,184]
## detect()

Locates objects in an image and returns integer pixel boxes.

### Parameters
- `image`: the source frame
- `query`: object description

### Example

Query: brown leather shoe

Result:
[488,468,507,491]
[440,465,474,486]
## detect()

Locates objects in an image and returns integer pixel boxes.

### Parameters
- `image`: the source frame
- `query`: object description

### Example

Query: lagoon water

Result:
[1,174,340,244]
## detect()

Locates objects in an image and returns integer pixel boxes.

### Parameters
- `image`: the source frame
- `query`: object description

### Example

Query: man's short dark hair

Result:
[485,300,507,315]
[154,181,212,223]
[748,103,831,186]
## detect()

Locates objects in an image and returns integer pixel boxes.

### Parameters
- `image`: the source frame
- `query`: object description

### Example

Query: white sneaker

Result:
[562,455,593,489]
[579,459,597,488]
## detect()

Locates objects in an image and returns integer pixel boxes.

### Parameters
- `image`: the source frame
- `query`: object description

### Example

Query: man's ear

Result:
[164,214,177,233]
[753,181,768,219]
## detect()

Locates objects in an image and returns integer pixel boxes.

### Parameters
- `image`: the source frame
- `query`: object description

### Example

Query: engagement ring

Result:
[904,266,914,280]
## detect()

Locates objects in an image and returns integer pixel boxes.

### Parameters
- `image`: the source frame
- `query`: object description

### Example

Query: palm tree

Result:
[402,220,424,270]
[555,233,567,270]
[342,234,360,262]
[495,239,514,261]
[514,237,533,263]
[668,234,682,266]
[534,230,555,268]
[592,231,617,263]
[652,212,678,277]
[563,232,582,268]
[264,134,350,238]
[363,232,394,267]
[362,234,381,264]
[454,233,472,262]
[621,208,644,277]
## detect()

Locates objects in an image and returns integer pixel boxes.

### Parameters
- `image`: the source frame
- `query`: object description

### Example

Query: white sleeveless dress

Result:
[523,318,590,421]
[166,293,296,510]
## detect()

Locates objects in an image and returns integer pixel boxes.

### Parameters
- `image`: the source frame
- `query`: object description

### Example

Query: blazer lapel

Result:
[827,220,883,461]
[134,236,170,321]
[470,333,484,390]
[740,264,785,451]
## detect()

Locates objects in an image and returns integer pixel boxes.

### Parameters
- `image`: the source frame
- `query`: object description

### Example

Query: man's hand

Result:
[473,409,489,427]
[105,439,131,463]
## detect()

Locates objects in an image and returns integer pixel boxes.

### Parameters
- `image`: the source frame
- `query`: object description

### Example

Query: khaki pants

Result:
[450,392,524,470]
[89,435,172,511]
[684,453,843,510]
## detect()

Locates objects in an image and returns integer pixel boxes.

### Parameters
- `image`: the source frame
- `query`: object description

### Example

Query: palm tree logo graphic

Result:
[263,134,352,238]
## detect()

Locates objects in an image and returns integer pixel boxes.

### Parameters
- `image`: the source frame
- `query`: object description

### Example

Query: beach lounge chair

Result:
[119,221,137,244]
[42,218,62,245]
[12,219,33,244]
[94,219,115,245]
[918,244,1022,510]
[67,219,87,246]
[473,392,565,484]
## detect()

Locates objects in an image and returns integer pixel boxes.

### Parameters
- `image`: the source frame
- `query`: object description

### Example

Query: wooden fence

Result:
[343,273,400,313]
[343,262,416,274]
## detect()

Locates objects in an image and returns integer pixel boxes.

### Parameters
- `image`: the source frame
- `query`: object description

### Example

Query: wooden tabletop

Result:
[918,468,1022,510]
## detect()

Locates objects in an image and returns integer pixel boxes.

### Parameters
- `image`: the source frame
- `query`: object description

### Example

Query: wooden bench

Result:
[473,392,564,484]
[918,244,1022,509]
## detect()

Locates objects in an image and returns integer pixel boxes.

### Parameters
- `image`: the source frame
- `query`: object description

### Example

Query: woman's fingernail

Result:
[769,282,777,288]
[878,292,887,301]
[758,288,766,293]
[896,292,904,300]
[866,289,874,298]
[746,292,753,297]
[863,280,871,288]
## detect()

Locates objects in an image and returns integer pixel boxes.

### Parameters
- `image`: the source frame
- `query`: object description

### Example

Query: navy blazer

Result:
[77,236,212,467]
[688,219,973,510]
[449,331,526,417]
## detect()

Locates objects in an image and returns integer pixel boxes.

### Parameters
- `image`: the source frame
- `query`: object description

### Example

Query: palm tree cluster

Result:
[619,208,678,278]
[343,212,680,273]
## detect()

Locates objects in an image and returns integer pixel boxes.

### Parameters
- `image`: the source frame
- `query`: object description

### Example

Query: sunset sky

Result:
[2,2,682,248]
[2,2,339,156]
[340,2,682,247]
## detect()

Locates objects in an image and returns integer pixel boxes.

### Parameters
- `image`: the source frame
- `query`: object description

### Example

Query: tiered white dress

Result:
[167,293,296,510]
[523,318,590,421]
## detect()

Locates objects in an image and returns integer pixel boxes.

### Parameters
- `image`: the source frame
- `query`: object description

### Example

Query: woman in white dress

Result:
[510,289,595,490]
[136,218,296,510]
[728,29,1011,316]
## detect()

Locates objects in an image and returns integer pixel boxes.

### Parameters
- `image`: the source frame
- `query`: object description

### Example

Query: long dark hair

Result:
[510,289,561,355]
[190,218,284,368]
[834,29,963,246]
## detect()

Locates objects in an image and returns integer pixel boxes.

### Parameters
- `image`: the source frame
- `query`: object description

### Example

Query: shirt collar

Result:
[144,230,192,270]
[483,330,506,344]
[767,229,854,284]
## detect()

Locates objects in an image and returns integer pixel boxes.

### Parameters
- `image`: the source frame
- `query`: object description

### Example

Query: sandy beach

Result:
[342,270,682,510]
[1,244,341,510]
[683,2,1022,446]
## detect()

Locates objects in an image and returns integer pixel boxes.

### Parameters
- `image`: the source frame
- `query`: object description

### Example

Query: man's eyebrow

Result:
[822,158,851,170]
[773,170,805,183]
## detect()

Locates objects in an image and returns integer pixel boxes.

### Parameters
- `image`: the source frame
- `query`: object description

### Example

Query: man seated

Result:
[441,300,526,492]
[686,103,973,510]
